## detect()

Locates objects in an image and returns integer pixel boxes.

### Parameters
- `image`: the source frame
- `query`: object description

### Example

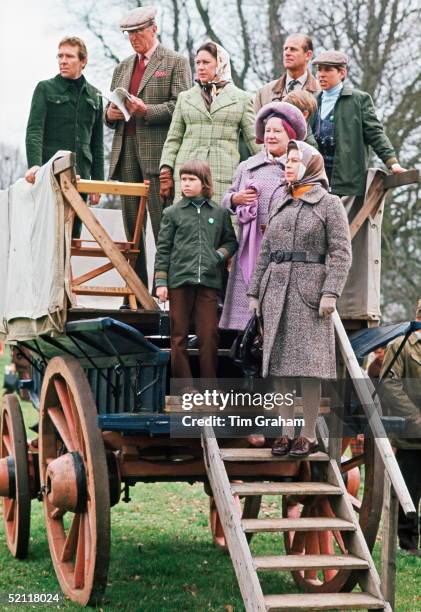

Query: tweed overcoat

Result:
[311,84,398,196]
[106,45,192,179]
[160,83,260,203]
[26,74,104,180]
[248,185,351,378]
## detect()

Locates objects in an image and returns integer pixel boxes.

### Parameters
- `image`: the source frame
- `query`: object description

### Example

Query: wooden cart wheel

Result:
[39,356,110,606]
[209,493,262,551]
[0,394,31,558]
[283,436,384,593]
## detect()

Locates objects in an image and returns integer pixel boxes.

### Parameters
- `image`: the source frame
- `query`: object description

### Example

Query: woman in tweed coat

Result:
[160,42,260,203]
[248,140,351,457]
[219,102,307,331]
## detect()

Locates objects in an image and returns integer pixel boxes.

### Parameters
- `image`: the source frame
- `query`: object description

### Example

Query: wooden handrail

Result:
[77,179,149,197]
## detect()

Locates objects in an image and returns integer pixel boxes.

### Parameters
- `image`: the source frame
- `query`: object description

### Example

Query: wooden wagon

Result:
[0,155,418,610]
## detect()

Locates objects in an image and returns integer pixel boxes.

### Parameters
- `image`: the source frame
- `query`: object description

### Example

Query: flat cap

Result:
[312,50,348,67]
[120,6,157,32]
[255,102,307,144]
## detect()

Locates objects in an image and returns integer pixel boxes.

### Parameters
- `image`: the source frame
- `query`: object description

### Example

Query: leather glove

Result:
[159,167,174,204]
[319,294,337,318]
[248,296,260,316]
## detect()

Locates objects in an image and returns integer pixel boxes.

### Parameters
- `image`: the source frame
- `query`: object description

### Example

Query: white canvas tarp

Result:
[0,153,72,342]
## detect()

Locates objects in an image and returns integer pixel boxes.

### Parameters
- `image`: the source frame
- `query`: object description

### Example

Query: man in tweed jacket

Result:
[105,6,191,285]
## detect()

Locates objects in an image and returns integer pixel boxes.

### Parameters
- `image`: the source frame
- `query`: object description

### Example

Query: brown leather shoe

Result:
[289,436,319,458]
[271,436,292,456]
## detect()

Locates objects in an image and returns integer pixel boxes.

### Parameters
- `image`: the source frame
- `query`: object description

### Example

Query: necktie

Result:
[126,55,146,135]
[287,79,299,93]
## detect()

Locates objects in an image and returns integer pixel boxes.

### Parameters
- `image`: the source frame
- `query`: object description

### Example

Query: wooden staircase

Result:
[202,428,389,612]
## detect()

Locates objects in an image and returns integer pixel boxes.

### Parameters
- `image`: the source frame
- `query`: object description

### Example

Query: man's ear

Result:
[305,50,313,63]
[340,67,347,81]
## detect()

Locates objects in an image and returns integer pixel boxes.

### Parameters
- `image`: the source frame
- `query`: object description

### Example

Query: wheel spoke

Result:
[61,514,80,563]
[318,527,337,582]
[53,379,79,451]
[50,507,67,520]
[348,493,362,512]
[74,514,86,589]
[2,433,12,455]
[47,407,75,452]
[67,387,86,458]
[5,499,16,522]
[341,454,365,473]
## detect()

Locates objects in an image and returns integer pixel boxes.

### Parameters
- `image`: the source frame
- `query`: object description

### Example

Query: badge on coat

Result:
[208,218,214,224]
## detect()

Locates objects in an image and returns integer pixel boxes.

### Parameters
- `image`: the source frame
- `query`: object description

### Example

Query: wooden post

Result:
[381,475,399,610]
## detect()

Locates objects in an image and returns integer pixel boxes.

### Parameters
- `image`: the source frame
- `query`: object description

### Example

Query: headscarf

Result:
[196,42,232,110]
[284,140,329,193]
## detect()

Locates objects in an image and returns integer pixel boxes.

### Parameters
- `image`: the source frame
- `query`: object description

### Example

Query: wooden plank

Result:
[72,286,132,296]
[220,448,329,462]
[241,517,355,533]
[381,476,399,610]
[253,553,369,571]
[202,426,266,612]
[72,262,114,286]
[53,152,76,175]
[383,169,419,189]
[77,179,149,197]
[349,171,385,239]
[325,458,386,603]
[71,247,139,257]
[264,592,385,611]
[332,310,416,517]
[231,482,342,496]
[60,174,158,311]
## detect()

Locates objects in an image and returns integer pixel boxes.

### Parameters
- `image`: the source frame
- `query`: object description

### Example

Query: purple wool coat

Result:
[219,152,285,330]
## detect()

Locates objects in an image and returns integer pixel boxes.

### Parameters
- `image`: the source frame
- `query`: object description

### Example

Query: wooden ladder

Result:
[202,426,389,612]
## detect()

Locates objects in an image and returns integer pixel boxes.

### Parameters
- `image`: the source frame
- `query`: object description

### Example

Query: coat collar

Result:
[272,70,319,95]
[315,81,353,102]
[244,150,285,171]
[179,197,218,209]
[53,73,87,93]
[270,183,327,218]
[184,82,238,118]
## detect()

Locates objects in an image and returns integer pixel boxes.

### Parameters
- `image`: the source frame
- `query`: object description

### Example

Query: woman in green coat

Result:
[159,42,260,204]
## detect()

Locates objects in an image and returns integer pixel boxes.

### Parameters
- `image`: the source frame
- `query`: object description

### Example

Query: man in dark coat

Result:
[254,34,320,112]
[25,36,104,197]
[311,50,405,197]
[380,299,421,556]
[105,6,192,286]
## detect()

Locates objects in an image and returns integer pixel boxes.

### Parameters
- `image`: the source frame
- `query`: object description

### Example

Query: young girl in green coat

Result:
[155,160,238,380]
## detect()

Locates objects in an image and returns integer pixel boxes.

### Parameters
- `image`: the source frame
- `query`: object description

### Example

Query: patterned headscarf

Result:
[284,140,329,191]
[196,42,232,109]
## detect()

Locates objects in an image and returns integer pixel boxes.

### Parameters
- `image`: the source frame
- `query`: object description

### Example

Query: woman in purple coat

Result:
[219,102,307,331]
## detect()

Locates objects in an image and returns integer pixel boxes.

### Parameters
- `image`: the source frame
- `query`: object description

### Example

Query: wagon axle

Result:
[45,452,87,514]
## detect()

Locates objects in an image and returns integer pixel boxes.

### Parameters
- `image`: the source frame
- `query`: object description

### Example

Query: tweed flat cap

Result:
[255,102,307,144]
[120,6,157,31]
[312,50,348,67]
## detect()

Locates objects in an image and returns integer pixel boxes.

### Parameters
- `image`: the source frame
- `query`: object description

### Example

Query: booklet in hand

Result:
[103,87,133,122]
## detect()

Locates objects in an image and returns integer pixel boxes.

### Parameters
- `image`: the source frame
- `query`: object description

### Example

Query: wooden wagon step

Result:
[220,448,329,462]
[231,482,342,496]
[253,553,369,572]
[242,517,355,533]
[264,592,385,611]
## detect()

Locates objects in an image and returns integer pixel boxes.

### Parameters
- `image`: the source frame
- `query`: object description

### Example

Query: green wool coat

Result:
[155,198,238,290]
[26,74,104,180]
[160,83,260,203]
[312,84,398,196]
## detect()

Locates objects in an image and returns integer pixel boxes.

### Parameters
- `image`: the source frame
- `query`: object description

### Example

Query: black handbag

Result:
[229,313,264,376]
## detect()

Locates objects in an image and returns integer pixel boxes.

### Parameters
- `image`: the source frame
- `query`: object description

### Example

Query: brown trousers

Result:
[169,285,219,379]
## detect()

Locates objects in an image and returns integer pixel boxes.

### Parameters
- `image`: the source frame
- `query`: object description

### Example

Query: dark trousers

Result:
[396,448,421,550]
[169,285,219,379]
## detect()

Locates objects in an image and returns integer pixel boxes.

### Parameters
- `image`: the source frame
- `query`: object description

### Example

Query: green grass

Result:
[0,350,419,611]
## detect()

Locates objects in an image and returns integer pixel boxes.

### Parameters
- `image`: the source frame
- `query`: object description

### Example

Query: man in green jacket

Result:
[25,37,104,214]
[310,50,405,197]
